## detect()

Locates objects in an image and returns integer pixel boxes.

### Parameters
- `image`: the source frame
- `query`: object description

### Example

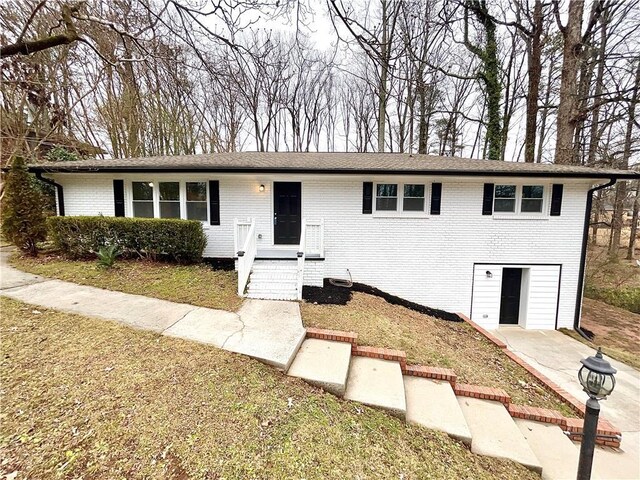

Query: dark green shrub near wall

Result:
[47,216,207,263]
[584,285,640,314]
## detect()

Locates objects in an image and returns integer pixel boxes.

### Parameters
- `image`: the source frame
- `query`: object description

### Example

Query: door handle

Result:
[274,214,278,225]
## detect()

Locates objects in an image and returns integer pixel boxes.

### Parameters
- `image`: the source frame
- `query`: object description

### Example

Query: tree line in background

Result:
[1,0,639,258]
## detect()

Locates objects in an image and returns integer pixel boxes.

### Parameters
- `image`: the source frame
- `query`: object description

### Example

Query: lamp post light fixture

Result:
[576,347,617,480]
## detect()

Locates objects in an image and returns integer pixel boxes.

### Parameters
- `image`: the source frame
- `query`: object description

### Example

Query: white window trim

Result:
[128,179,210,223]
[373,182,430,218]
[492,184,549,219]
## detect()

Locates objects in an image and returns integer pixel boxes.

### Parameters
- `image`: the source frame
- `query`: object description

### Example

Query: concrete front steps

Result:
[246,260,299,300]
[283,327,618,478]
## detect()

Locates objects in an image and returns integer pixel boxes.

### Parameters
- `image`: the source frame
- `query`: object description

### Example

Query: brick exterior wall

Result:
[51,172,596,329]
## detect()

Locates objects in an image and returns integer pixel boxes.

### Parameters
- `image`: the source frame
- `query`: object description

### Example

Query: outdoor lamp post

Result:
[576,347,617,480]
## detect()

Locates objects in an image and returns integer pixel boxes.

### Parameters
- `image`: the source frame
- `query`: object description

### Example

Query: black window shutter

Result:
[550,184,563,216]
[482,183,494,215]
[363,182,373,214]
[430,183,442,215]
[209,180,220,225]
[113,180,125,217]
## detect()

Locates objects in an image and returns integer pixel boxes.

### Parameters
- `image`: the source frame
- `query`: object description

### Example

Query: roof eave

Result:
[26,165,639,179]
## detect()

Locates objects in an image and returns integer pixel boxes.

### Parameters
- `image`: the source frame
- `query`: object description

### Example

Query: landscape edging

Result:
[304,326,622,448]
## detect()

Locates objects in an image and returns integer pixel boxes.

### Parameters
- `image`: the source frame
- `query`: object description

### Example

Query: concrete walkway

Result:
[494,327,640,479]
[0,248,305,371]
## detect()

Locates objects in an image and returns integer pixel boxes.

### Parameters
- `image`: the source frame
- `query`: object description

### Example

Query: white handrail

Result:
[236,218,256,296]
[296,219,307,300]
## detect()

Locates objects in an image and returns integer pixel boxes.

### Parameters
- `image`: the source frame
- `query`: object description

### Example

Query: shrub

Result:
[47,216,207,263]
[0,157,48,256]
[585,285,640,314]
[96,245,120,268]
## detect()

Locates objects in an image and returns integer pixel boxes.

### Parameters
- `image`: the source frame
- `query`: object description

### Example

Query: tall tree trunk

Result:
[524,0,543,163]
[377,0,389,153]
[586,11,609,166]
[554,0,585,165]
[610,58,640,256]
[628,181,640,260]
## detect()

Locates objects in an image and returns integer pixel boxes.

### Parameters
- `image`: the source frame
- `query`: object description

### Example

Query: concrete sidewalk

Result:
[494,327,640,479]
[0,248,305,370]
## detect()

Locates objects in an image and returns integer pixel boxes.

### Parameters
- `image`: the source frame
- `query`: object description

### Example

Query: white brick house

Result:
[31,152,637,332]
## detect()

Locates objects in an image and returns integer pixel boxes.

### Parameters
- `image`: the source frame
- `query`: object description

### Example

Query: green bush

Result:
[1,157,48,255]
[47,216,207,263]
[585,285,640,314]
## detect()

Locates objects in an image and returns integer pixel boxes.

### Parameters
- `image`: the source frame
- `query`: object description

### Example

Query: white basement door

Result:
[470,264,561,330]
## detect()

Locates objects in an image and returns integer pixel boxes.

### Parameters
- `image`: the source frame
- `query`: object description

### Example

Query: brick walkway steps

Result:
[403,376,472,445]
[515,419,594,480]
[246,260,298,300]
[344,356,407,419]
[287,339,352,396]
[458,397,543,473]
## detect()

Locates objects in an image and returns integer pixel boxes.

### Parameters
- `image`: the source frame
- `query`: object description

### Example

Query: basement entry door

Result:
[470,264,561,330]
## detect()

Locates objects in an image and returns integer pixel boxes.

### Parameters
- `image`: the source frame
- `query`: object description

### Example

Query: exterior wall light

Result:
[576,347,617,480]
[259,184,265,192]
[485,270,493,278]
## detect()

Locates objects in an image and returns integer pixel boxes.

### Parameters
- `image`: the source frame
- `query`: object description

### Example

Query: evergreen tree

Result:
[1,158,48,256]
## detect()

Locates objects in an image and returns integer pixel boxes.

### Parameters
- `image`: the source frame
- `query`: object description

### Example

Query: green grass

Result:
[11,253,243,312]
[0,297,539,479]
[302,293,577,417]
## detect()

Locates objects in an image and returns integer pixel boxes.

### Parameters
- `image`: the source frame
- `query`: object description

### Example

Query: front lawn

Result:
[0,297,538,479]
[302,292,576,416]
[11,253,243,312]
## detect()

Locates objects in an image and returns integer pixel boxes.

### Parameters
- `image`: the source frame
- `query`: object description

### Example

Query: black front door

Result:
[499,268,522,325]
[273,182,301,245]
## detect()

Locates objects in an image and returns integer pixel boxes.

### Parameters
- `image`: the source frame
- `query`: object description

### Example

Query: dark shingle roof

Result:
[28,152,639,179]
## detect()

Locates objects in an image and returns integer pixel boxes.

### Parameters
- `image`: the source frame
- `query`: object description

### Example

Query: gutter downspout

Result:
[574,177,617,339]
[35,171,65,216]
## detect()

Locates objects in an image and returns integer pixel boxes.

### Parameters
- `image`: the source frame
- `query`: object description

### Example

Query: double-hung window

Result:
[494,184,545,215]
[131,180,209,221]
[403,184,425,211]
[132,181,154,218]
[186,182,208,221]
[159,182,180,218]
[376,184,398,211]
[375,183,427,214]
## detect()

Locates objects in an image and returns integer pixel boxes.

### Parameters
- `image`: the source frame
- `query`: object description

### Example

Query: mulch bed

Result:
[303,278,462,323]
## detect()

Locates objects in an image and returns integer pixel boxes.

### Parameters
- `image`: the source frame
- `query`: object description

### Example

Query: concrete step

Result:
[247,284,298,295]
[404,376,472,445]
[344,356,406,419]
[515,419,584,480]
[458,397,542,473]
[248,279,298,289]
[287,338,352,396]
[249,271,298,281]
[246,292,298,301]
[251,261,298,271]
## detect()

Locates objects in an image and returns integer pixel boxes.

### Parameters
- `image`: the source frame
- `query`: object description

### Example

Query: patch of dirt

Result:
[573,298,640,370]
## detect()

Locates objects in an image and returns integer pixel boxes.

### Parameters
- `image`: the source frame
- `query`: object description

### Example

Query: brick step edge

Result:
[352,345,407,370]
[565,417,622,448]
[404,365,457,387]
[305,327,358,346]
[457,312,587,417]
[454,383,511,406]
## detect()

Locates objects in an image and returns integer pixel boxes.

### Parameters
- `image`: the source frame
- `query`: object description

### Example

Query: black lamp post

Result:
[576,347,617,480]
